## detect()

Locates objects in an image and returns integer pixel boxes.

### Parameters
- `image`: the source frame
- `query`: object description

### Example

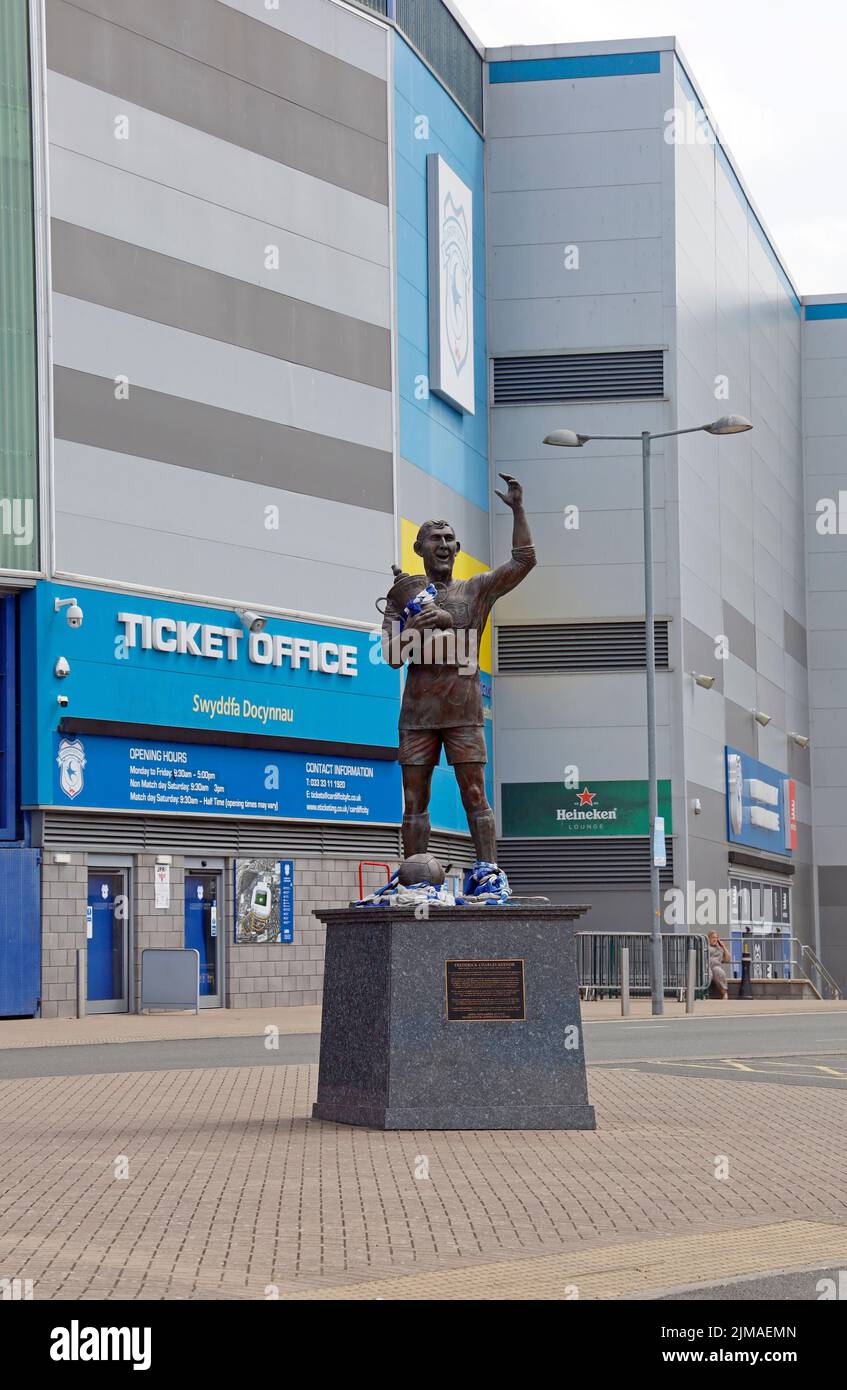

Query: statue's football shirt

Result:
[382,545,536,729]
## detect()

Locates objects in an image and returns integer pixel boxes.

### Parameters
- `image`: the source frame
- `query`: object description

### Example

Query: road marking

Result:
[639,1056,847,1082]
[274,1220,847,1301]
[584,1009,847,1025]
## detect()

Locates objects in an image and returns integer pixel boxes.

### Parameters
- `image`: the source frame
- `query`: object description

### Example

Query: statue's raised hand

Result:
[494,473,523,510]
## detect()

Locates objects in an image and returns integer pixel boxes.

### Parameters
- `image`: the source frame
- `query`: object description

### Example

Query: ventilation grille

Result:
[492,350,664,404]
[497,836,674,889]
[39,813,475,864]
[396,0,483,129]
[497,620,670,673]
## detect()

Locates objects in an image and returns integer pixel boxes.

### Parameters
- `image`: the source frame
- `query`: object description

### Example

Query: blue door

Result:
[184,871,221,1003]
[87,870,128,1012]
[0,848,41,1017]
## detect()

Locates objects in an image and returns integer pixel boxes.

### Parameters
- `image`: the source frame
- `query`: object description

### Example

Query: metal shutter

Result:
[497,836,674,889]
[40,813,475,866]
[497,620,670,673]
[492,350,664,404]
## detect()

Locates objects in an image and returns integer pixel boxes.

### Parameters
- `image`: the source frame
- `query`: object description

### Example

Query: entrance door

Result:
[184,870,222,1006]
[729,874,793,980]
[87,869,129,1013]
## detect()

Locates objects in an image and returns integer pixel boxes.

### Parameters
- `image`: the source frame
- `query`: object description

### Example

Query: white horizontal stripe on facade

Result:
[54,442,392,622]
[218,0,388,81]
[54,438,393,574]
[492,508,667,568]
[54,489,392,625]
[493,564,669,625]
[491,238,662,302]
[491,293,666,355]
[46,71,389,268]
[486,71,663,139]
[488,185,662,247]
[52,294,393,453]
[495,671,672,732]
[50,146,390,329]
[494,725,664,784]
[487,129,663,193]
[54,514,391,629]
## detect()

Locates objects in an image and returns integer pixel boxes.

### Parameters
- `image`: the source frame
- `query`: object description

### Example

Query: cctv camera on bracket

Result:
[54,596,83,629]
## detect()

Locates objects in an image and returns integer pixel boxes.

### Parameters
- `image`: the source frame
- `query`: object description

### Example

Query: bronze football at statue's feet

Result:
[397,852,445,887]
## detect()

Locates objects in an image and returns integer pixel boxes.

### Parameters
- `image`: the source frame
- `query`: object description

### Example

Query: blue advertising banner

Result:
[21,582,401,808]
[725,746,796,857]
[52,733,400,823]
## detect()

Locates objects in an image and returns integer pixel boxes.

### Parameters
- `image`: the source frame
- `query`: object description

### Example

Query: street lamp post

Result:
[544,414,753,1016]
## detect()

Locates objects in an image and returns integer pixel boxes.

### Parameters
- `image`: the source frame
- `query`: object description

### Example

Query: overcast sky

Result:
[455,0,845,296]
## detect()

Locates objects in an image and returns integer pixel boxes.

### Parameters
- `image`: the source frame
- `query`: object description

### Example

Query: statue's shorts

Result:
[399,725,487,766]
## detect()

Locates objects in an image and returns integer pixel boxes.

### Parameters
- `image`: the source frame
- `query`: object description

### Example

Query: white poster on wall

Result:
[154,863,170,909]
[427,153,475,415]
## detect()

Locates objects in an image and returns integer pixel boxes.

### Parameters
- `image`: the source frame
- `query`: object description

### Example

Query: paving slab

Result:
[1,1061,844,1300]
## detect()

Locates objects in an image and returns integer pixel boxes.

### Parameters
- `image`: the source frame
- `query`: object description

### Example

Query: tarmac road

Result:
[0,1007,843,1079]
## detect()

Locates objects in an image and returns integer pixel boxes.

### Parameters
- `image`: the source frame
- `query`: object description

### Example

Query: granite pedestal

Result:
[311,904,595,1130]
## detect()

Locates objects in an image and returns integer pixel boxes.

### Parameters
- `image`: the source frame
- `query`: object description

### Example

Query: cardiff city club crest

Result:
[57,737,87,800]
[441,190,472,377]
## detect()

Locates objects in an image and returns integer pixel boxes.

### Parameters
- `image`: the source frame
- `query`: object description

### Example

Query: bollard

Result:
[739,928,754,1000]
[620,946,630,1016]
[686,942,696,1014]
[76,947,86,1019]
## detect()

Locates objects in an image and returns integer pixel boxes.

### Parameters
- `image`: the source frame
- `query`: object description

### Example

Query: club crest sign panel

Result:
[427,154,475,415]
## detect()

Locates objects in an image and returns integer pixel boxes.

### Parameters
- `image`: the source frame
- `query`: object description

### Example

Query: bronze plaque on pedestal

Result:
[445,958,525,1022]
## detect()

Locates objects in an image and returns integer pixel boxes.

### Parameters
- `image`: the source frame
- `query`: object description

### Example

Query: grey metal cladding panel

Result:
[722,599,757,670]
[686,783,729,847]
[64,0,388,141]
[783,609,808,668]
[53,367,393,513]
[787,740,811,784]
[51,220,390,390]
[683,620,725,694]
[398,458,489,565]
[725,698,757,758]
[45,0,388,205]
[818,866,847,907]
[55,509,388,624]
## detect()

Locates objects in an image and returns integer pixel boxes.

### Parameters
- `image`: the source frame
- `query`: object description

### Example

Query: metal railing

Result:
[799,942,842,1000]
[576,931,843,1002]
[730,934,842,999]
[577,932,710,1001]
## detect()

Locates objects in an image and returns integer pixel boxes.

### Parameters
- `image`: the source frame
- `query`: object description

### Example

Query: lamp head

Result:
[542,429,587,448]
[704,415,753,436]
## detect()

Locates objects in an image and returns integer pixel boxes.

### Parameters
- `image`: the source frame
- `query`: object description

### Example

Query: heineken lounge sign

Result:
[502,780,672,838]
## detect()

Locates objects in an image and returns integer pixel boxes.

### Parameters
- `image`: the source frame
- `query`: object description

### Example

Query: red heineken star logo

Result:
[577,787,596,806]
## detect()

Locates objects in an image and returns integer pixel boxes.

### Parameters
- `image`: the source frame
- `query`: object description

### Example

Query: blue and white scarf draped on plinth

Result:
[354,862,512,908]
[456,861,512,905]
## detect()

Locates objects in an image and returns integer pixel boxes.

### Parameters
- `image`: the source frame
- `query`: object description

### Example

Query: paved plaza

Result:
[1,1005,845,1300]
